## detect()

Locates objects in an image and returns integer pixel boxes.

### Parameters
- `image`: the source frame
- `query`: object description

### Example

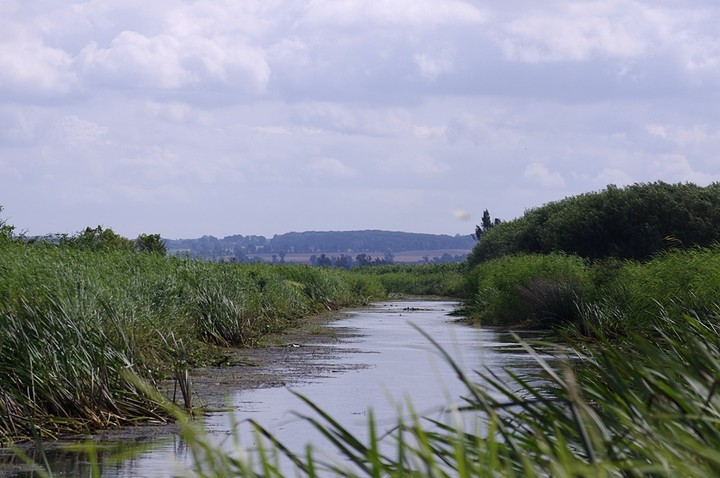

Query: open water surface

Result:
[7,300,551,477]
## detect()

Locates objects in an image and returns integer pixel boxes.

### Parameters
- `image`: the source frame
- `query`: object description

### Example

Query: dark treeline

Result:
[166,230,474,261]
[468,181,720,266]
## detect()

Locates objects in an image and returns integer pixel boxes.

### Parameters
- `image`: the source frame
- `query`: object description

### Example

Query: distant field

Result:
[250,249,470,264]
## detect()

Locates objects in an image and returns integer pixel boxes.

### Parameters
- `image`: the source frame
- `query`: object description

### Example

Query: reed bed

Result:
[464,245,720,336]
[0,241,384,442]
[353,263,466,297]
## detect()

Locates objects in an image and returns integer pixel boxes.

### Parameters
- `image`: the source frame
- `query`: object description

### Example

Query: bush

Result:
[465,253,590,327]
[468,182,720,266]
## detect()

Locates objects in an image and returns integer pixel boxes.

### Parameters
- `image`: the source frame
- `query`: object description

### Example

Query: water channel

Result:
[8,300,550,477]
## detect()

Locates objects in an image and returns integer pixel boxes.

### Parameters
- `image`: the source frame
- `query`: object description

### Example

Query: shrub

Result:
[465,253,590,327]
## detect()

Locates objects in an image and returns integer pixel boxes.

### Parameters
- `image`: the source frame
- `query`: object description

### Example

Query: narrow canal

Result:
[10,300,549,477]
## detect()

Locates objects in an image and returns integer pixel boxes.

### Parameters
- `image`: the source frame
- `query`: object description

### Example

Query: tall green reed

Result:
[465,253,590,328]
[0,241,385,442]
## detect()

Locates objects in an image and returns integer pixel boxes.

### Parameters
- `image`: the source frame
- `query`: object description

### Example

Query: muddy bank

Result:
[0,309,369,476]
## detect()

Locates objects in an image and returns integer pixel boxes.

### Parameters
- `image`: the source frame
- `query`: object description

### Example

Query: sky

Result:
[1,1,719,239]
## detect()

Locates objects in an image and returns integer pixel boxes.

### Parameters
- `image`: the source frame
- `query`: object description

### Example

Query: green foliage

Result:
[464,245,720,337]
[135,233,167,255]
[0,205,15,242]
[353,263,466,297]
[468,182,720,266]
[60,226,136,252]
[0,240,385,441]
[579,246,720,334]
[465,253,591,327]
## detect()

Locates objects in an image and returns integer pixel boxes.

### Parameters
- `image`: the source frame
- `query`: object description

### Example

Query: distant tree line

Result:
[468,182,720,266]
[165,230,475,262]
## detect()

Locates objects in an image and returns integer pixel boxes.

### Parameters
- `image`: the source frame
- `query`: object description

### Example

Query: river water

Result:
[9,300,549,477]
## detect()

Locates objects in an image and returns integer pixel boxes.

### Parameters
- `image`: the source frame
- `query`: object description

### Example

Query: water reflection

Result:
[7,300,554,477]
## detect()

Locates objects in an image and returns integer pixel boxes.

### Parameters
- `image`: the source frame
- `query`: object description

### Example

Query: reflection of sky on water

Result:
[10,301,554,477]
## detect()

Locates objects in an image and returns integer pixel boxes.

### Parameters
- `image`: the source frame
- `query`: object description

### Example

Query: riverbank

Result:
[0,306,371,476]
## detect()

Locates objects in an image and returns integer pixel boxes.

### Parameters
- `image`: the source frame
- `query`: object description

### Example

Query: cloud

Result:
[594,167,635,187]
[79,30,270,93]
[499,5,649,63]
[300,0,486,28]
[115,183,189,203]
[0,108,36,144]
[414,50,455,81]
[58,116,109,147]
[0,32,77,96]
[143,100,213,126]
[306,157,357,178]
[413,124,447,139]
[646,123,720,146]
[651,154,720,185]
[296,103,408,136]
[495,2,720,87]
[253,125,292,135]
[523,162,565,187]
[378,155,448,175]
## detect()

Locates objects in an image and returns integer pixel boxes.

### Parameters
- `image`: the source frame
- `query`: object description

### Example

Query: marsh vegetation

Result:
[3,181,720,477]
[0,232,384,442]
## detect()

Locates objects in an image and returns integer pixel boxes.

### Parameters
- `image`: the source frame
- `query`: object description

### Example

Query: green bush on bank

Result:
[464,253,591,328]
[468,182,720,266]
[464,246,720,335]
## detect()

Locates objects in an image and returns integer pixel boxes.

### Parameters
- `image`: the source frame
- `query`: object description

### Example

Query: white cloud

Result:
[79,31,270,92]
[646,123,720,146]
[499,4,649,63]
[413,124,447,139]
[523,162,565,187]
[0,109,36,143]
[594,167,635,187]
[651,154,720,185]
[143,100,212,126]
[307,157,357,178]
[253,125,292,135]
[0,32,77,95]
[495,2,720,84]
[414,50,455,81]
[301,0,486,28]
[378,155,448,175]
[59,116,109,147]
[115,183,189,203]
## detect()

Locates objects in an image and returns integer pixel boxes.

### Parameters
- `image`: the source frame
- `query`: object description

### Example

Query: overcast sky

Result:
[1,1,719,239]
